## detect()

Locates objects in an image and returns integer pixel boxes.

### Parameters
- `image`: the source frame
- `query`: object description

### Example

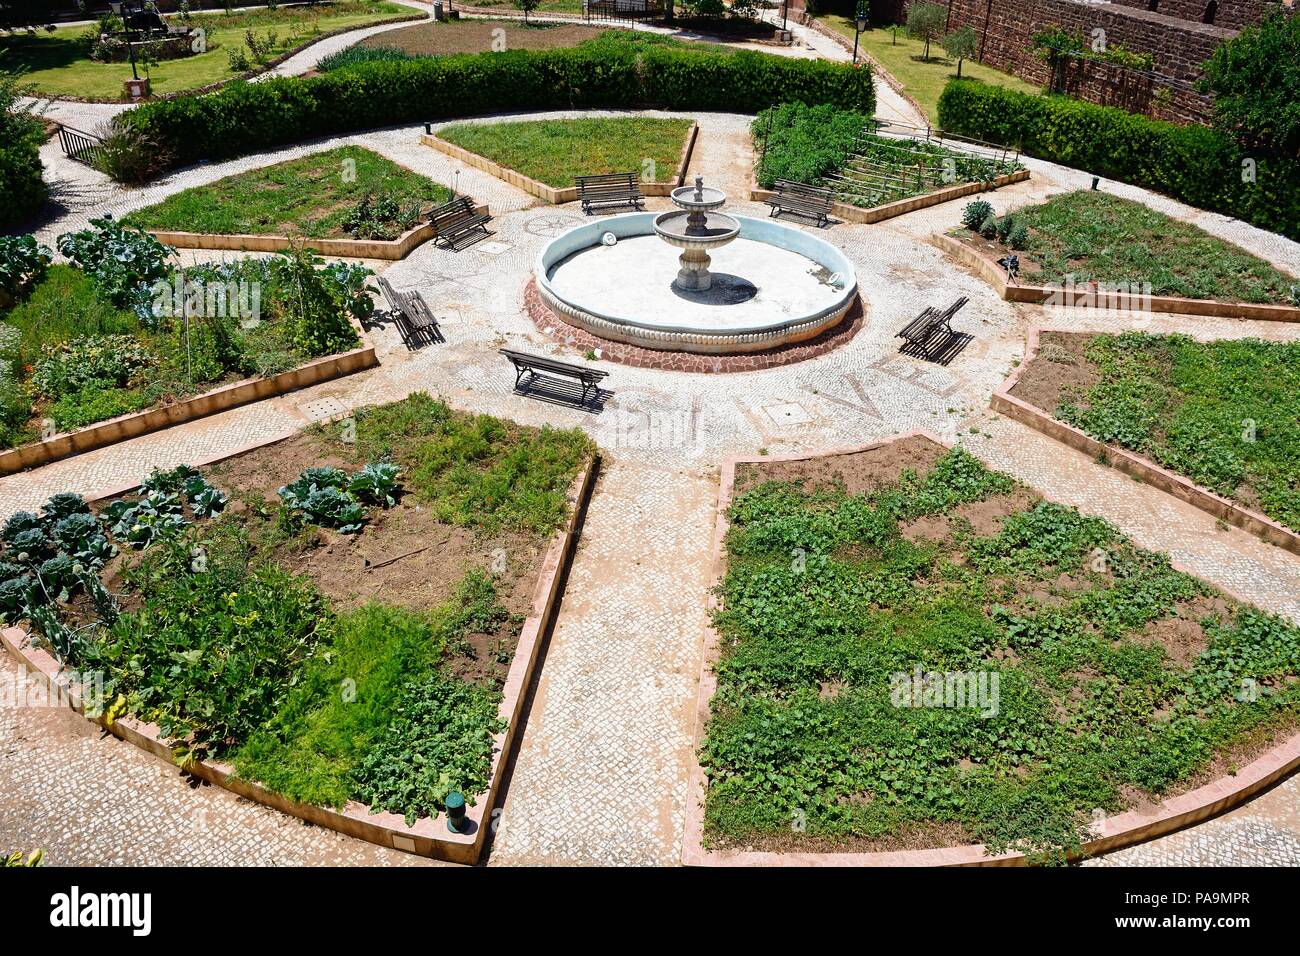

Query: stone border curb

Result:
[992,328,1300,556]
[145,204,489,260]
[933,232,1300,323]
[0,321,377,477]
[420,122,698,205]
[1,444,598,865]
[750,169,1028,225]
[681,430,1300,866]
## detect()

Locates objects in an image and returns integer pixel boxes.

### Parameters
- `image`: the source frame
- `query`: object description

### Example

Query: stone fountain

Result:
[652,175,741,292]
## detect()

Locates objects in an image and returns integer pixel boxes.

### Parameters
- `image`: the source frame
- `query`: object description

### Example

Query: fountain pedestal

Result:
[653,176,740,294]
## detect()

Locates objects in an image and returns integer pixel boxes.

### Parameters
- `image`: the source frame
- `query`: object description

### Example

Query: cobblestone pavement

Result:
[4,79,1300,866]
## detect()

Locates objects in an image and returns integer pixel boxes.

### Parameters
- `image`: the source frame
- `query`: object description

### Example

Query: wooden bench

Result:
[377,275,441,349]
[429,195,491,250]
[500,348,608,408]
[763,179,835,227]
[897,296,970,362]
[575,173,645,216]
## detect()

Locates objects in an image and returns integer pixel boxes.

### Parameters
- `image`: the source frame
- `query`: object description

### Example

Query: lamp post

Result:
[108,1,139,81]
[852,2,869,66]
[780,0,788,33]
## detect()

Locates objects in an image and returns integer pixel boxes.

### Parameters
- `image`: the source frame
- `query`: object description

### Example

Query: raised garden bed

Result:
[994,329,1300,554]
[685,433,1300,865]
[425,117,697,204]
[940,191,1300,320]
[122,146,453,258]
[0,393,596,862]
[751,102,1027,224]
[0,223,376,472]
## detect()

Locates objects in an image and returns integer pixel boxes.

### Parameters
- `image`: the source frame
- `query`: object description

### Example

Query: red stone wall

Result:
[944,0,1248,123]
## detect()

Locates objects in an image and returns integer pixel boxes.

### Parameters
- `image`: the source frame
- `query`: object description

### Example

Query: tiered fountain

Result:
[535,177,858,355]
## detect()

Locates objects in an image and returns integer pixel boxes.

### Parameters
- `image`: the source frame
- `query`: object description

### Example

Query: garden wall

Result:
[945,0,1234,124]
[682,431,1300,866]
[0,445,599,864]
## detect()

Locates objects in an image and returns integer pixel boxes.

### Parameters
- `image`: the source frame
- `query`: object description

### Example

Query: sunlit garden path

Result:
[3,29,1300,867]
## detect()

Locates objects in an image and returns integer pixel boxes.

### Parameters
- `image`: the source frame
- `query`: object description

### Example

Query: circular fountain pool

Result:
[536,212,859,355]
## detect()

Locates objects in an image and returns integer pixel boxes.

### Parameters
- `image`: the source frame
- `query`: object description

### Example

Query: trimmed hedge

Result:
[125,47,876,176]
[0,83,46,229]
[937,80,1300,241]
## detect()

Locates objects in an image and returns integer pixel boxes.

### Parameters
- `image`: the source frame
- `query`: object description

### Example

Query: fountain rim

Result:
[651,208,742,244]
[535,212,859,344]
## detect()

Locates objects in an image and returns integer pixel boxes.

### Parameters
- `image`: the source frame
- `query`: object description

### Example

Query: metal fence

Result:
[57,125,107,168]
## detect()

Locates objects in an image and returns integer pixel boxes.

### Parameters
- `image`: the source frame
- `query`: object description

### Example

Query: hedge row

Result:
[126,46,876,174]
[937,80,1299,241]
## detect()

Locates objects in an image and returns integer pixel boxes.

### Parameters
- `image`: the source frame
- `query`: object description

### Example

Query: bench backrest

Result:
[500,348,609,380]
[773,179,834,205]
[429,195,476,227]
[575,173,638,188]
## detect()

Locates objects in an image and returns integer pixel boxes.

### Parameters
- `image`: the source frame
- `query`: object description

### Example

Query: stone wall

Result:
[943,0,1251,123]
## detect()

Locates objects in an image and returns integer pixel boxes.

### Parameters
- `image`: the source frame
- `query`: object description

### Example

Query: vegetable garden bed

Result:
[946,191,1300,307]
[0,393,596,862]
[686,434,1300,864]
[995,329,1300,553]
[0,225,376,470]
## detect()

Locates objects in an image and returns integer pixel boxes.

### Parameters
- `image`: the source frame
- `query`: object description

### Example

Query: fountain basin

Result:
[536,213,858,355]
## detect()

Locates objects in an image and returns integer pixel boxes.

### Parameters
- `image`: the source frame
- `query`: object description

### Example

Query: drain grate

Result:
[299,397,349,422]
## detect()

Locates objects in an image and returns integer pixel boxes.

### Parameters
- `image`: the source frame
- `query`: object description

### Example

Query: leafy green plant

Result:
[349,461,401,508]
[30,334,156,400]
[55,217,174,308]
[0,234,52,300]
[961,199,993,230]
[0,70,47,228]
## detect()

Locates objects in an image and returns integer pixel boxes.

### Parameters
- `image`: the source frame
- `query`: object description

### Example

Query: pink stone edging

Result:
[993,328,1300,556]
[681,430,1300,866]
[0,440,597,865]
[420,122,698,205]
[934,232,1300,323]
[749,169,1029,225]
[0,324,378,477]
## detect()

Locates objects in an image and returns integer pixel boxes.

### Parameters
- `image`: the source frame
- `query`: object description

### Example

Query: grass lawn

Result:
[436,116,695,187]
[1021,331,1300,534]
[122,146,450,239]
[811,16,1041,124]
[974,191,1299,304]
[0,1,410,101]
[456,0,587,14]
[702,438,1300,860]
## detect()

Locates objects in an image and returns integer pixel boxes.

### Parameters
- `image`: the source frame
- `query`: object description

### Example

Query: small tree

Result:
[515,0,539,23]
[1201,10,1299,158]
[906,3,947,62]
[942,26,978,78]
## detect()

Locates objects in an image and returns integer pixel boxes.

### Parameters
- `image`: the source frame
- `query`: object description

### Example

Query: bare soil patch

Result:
[1008,330,1099,414]
[360,19,604,55]
[735,434,946,497]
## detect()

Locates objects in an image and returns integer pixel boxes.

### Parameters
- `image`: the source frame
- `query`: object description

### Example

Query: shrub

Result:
[91,117,176,186]
[316,45,420,72]
[121,47,875,178]
[961,199,993,230]
[0,71,47,228]
[1200,10,1299,159]
[1007,221,1030,250]
[267,249,361,357]
[937,79,1300,241]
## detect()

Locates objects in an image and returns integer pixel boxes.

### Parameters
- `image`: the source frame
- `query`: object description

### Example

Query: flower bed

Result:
[690,434,1300,863]
[0,393,596,861]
